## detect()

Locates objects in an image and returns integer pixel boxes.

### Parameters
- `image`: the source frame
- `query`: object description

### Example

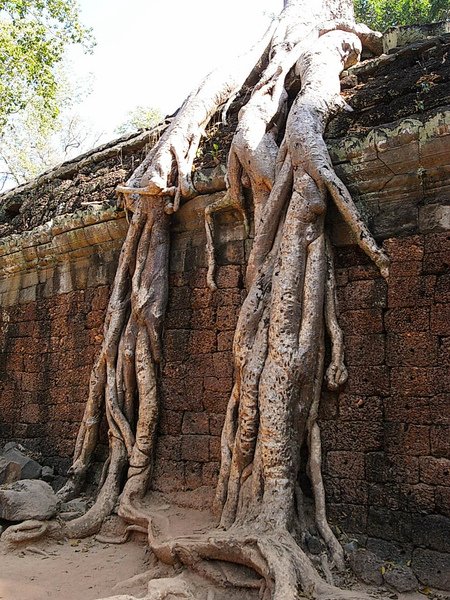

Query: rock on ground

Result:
[0,446,42,483]
[383,565,418,593]
[349,548,384,586]
[0,479,58,522]
[0,456,22,485]
[412,548,450,590]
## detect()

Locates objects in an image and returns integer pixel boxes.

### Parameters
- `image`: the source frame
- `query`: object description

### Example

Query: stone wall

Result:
[0,208,127,472]
[322,235,450,588]
[0,29,449,588]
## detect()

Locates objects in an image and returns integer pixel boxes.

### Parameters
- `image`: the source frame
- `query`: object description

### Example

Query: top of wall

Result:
[0,25,449,243]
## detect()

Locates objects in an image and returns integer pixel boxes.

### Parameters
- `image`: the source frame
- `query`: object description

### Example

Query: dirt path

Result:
[0,490,448,600]
[0,537,148,600]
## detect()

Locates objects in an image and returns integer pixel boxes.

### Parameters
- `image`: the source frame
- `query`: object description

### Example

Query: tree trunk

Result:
[3,1,389,598]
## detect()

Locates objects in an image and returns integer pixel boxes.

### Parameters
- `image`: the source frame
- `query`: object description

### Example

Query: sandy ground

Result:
[0,490,448,600]
[0,537,149,600]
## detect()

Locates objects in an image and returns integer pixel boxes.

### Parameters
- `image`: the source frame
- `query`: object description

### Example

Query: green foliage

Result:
[115,105,163,136]
[354,0,450,30]
[0,0,93,133]
[0,65,101,189]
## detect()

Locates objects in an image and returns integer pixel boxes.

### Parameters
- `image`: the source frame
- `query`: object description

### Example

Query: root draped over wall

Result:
[3,1,393,598]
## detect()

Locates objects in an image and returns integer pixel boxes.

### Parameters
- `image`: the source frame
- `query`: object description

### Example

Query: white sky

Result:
[71,0,284,142]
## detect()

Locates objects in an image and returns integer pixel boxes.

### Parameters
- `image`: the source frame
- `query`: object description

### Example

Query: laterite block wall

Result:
[1,31,450,588]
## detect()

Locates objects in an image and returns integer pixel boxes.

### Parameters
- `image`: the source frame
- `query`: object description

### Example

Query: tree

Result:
[4,1,391,598]
[0,0,93,134]
[115,105,164,136]
[0,66,102,190]
[354,0,450,31]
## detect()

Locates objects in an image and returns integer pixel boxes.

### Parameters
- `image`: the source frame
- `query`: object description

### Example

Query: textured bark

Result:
[3,1,390,598]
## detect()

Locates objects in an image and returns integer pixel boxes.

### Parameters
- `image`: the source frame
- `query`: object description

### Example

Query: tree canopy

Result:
[115,105,163,136]
[354,0,450,31]
[0,67,102,190]
[0,0,93,134]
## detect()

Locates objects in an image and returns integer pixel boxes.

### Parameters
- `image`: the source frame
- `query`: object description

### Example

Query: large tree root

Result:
[2,2,391,600]
[92,524,375,600]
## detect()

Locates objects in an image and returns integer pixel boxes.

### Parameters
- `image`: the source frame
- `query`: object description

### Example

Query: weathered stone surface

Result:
[412,548,450,589]
[60,497,88,518]
[383,565,418,592]
[419,204,450,233]
[0,446,42,481]
[0,456,21,484]
[349,549,384,585]
[0,479,58,521]
[383,22,450,54]
[366,537,413,563]
[41,465,54,481]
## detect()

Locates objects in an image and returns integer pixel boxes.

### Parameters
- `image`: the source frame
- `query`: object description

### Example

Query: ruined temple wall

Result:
[0,209,127,472]
[1,31,450,585]
[1,204,449,580]
[322,235,450,585]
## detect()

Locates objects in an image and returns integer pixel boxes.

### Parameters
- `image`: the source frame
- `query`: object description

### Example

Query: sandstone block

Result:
[0,457,21,485]
[182,412,209,435]
[158,410,183,436]
[0,446,42,480]
[190,288,213,309]
[410,513,450,553]
[431,303,450,335]
[366,452,419,484]
[388,275,436,309]
[209,413,225,436]
[181,435,209,462]
[338,394,383,422]
[383,423,430,455]
[344,334,385,366]
[216,305,239,331]
[436,486,450,517]
[390,367,444,397]
[190,308,215,330]
[189,330,216,355]
[345,366,389,395]
[386,332,438,367]
[0,479,58,521]
[431,426,450,459]
[366,537,413,562]
[436,274,450,303]
[215,265,241,289]
[202,462,219,487]
[340,309,384,335]
[419,456,450,486]
[165,309,192,329]
[412,548,450,589]
[349,549,384,586]
[185,461,203,490]
[383,565,418,592]
[384,396,431,424]
[326,451,365,480]
[384,235,424,262]
[342,279,387,311]
[320,421,383,453]
[367,507,413,544]
[217,331,234,351]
